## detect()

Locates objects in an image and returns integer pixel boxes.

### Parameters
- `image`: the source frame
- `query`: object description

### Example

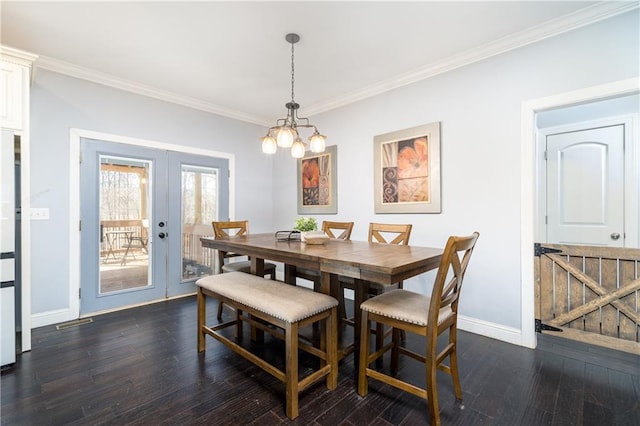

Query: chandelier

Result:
[261,33,326,158]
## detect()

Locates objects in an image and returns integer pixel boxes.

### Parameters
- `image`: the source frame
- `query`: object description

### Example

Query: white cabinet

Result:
[1,47,35,132]
[1,46,36,355]
[0,61,28,131]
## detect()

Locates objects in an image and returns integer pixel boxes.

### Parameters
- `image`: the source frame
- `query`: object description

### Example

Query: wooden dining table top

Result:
[200,232,443,286]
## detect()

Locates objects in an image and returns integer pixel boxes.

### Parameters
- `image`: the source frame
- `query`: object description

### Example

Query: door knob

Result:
[610,233,620,240]
[158,232,167,239]
[158,221,165,227]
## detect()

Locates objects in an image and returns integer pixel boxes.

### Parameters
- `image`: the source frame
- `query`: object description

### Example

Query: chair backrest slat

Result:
[211,220,250,272]
[430,232,479,323]
[322,221,354,240]
[368,223,412,245]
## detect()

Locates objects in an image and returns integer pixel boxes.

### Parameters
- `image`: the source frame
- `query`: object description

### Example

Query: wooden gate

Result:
[535,243,640,355]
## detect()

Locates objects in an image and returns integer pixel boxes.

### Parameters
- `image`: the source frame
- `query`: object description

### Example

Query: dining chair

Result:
[293,221,354,294]
[357,232,479,426]
[212,220,277,320]
[340,222,412,350]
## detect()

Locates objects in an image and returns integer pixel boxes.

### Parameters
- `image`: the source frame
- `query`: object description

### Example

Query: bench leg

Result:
[326,306,338,390]
[197,288,206,352]
[285,322,299,420]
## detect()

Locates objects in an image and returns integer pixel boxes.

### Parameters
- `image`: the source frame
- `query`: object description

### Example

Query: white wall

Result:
[272,10,639,337]
[29,69,273,318]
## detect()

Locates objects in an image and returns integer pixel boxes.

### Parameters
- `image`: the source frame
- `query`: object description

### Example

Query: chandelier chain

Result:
[290,40,295,105]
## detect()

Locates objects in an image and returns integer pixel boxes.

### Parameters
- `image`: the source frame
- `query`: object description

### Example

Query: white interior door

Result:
[546,125,624,246]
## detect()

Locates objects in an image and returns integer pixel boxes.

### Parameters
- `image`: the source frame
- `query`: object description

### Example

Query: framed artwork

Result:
[297,145,337,214]
[373,122,441,213]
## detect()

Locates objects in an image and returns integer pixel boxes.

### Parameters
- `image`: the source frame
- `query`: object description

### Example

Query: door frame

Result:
[537,115,637,247]
[69,128,235,318]
[520,77,639,349]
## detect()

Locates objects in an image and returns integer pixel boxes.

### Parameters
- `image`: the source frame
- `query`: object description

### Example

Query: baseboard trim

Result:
[31,308,74,328]
[31,293,197,328]
[458,315,525,347]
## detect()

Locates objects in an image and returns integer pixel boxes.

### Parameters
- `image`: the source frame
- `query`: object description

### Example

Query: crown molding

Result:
[34,55,270,126]
[303,1,639,116]
[1,46,38,66]
[27,1,639,124]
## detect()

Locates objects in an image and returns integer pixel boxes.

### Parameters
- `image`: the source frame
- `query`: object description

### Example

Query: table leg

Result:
[284,264,297,285]
[353,278,369,366]
[249,257,265,342]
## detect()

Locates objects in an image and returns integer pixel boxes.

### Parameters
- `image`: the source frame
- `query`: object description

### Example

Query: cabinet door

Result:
[0,61,26,131]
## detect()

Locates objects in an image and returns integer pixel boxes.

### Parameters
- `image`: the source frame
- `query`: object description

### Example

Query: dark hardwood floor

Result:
[1,296,638,425]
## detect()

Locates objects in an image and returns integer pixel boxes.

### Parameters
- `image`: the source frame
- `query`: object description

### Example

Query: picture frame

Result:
[297,145,338,214]
[373,122,441,214]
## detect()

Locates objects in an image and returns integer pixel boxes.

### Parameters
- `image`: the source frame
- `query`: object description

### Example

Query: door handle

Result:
[610,233,620,240]
[158,232,167,239]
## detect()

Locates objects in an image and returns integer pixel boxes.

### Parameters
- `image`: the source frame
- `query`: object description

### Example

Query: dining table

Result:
[201,232,443,358]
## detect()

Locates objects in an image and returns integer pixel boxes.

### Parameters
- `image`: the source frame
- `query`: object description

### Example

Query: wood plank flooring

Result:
[1,296,638,425]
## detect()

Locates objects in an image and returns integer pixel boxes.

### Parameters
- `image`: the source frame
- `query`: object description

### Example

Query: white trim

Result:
[0,46,38,67]
[536,114,639,247]
[30,2,637,124]
[65,128,235,324]
[36,56,269,126]
[521,77,640,350]
[31,308,72,329]
[458,315,523,347]
[20,66,32,352]
[79,292,195,320]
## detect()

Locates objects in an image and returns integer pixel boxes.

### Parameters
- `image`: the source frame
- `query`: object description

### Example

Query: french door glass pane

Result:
[99,155,152,294]
[181,165,217,281]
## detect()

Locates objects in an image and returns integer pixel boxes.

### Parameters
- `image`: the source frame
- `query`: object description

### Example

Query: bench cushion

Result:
[197,272,338,323]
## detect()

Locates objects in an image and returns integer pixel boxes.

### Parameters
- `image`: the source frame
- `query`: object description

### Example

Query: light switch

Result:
[30,208,50,220]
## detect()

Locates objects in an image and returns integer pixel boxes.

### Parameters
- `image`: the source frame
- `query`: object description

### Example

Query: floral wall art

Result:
[297,145,337,214]
[374,122,441,213]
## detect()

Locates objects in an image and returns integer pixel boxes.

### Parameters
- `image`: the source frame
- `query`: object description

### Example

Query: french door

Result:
[80,138,228,314]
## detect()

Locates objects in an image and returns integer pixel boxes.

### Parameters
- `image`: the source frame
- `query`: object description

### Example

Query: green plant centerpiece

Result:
[293,217,327,244]
[293,217,318,232]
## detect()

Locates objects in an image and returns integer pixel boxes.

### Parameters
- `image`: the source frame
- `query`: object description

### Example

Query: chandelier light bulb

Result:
[309,132,326,153]
[291,138,306,158]
[261,135,277,154]
[276,126,295,148]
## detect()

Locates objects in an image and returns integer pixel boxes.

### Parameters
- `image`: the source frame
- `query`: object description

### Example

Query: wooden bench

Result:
[196,272,338,419]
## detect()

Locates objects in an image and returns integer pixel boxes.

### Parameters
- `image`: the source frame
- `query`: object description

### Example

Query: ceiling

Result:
[1,1,635,126]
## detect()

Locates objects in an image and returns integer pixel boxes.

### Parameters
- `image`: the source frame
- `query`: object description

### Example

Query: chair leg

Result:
[197,288,206,353]
[449,327,463,402]
[357,311,371,396]
[216,301,224,320]
[375,322,385,369]
[426,353,440,426]
[390,327,401,374]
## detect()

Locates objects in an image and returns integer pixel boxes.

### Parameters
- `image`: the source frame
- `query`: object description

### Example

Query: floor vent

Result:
[56,318,93,330]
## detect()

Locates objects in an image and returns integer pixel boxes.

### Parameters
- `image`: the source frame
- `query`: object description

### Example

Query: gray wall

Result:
[30,70,273,316]
[271,10,639,331]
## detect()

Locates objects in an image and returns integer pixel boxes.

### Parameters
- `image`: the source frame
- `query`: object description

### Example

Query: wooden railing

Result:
[182,223,215,278]
[100,220,215,278]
